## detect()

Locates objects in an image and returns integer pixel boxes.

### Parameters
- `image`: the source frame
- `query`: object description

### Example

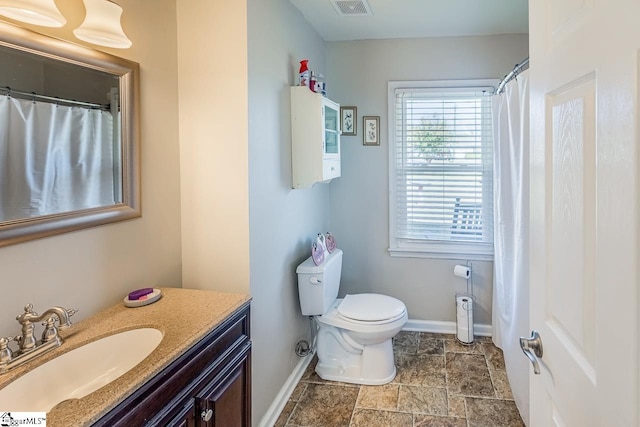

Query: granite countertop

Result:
[0,287,251,426]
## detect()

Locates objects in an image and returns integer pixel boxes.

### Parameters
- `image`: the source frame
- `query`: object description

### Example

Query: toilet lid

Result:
[337,294,406,322]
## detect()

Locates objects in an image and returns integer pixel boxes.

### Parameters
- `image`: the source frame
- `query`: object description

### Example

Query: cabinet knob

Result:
[201,409,213,422]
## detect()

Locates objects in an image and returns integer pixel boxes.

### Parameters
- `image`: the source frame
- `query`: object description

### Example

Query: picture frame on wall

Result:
[363,116,380,146]
[340,106,357,136]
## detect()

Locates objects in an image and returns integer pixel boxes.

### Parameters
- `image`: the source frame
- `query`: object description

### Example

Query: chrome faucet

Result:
[0,303,77,373]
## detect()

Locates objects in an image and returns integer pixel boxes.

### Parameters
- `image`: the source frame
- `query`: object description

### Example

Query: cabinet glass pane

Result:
[325,131,338,154]
[324,105,338,132]
[324,105,339,154]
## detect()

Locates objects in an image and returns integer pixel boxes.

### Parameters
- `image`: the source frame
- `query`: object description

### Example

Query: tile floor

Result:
[275,332,525,427]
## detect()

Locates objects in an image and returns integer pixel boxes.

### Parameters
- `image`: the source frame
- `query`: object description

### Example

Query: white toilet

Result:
[297,248,408,385]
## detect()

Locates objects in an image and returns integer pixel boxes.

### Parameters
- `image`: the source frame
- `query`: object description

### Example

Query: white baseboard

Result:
[257,352,314,427]
[260,319,492,426]
[403,319,492,337]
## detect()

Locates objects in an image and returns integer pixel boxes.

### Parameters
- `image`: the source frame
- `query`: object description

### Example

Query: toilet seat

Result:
[317,299,408,335]
[337,293,406,324]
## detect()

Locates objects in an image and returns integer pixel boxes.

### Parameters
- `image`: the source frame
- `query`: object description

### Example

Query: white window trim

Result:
[387,79,498,261]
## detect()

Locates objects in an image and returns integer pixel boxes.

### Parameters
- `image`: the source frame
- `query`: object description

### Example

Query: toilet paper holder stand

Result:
[454,261,474,344]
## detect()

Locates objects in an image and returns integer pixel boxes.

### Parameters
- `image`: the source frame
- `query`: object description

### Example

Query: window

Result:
[388,80,494,260]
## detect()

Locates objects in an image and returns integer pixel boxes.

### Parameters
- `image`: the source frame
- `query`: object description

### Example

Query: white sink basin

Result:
[0,328,163,412]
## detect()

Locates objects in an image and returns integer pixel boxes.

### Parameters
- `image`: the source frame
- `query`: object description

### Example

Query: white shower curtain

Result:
[492,70,530,425]
[0,96,116,221]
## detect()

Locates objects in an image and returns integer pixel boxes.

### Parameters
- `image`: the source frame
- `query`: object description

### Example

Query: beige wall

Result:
[176,0,250,294]
[0,0,182,337]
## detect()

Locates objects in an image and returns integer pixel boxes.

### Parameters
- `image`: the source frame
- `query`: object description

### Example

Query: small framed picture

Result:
[363,116,380,146]
[340,106,357,136]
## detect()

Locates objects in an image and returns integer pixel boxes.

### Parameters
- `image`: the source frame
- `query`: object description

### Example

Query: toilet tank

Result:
[296,249,343,316]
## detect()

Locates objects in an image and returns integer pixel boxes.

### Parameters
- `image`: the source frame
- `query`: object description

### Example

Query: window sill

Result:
[388,246,494,261]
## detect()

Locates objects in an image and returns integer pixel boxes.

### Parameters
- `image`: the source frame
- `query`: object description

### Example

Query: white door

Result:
[528,0,639,426]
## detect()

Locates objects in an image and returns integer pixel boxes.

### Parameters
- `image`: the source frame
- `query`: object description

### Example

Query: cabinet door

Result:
[323,102,339,156]
[196,350,251,427]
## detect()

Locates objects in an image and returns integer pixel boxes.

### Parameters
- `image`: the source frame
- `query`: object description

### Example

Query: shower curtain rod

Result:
[0,86,110,110]
[495,57,529,94]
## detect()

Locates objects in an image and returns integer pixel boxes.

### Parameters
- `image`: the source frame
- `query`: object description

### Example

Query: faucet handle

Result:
[66,308,79,318]
[41,318,59,343]
[0,337,14,363]
[16,303,38,323]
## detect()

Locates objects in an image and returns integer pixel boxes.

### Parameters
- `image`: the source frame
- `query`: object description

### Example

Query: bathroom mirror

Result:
[0,21,140,246]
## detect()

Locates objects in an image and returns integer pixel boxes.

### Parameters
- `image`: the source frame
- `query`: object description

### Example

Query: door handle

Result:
[520,330,543,375]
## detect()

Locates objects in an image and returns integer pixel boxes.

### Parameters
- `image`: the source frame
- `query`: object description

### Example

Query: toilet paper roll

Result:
[456,295,474,343]
[453,265,471,279]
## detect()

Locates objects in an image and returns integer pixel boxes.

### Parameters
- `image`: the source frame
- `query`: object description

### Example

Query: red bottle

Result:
[299,60,309,87]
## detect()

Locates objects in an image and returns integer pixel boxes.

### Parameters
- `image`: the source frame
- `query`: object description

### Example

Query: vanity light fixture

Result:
[0,0,66,27]
[73,0,131,49]
[0,0,131,49]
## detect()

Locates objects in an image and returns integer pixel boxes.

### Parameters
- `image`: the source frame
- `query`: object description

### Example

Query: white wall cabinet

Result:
[290,87,341,189]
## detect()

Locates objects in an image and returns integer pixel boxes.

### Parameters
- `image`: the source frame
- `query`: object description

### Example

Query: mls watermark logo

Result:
[0,412,46,426]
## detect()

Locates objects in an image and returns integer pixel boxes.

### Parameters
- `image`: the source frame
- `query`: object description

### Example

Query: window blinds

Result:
[392,87,493,247]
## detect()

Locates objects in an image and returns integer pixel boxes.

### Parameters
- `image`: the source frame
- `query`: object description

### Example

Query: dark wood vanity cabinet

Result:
[171,350,249,427]
[94,303,251,427]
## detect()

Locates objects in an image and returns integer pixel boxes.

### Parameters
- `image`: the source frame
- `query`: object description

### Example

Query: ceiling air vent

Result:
[331,0,373,16]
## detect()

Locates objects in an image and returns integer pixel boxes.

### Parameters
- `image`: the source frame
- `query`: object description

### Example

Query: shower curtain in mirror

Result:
[0,96,116,221]
[492,70,530,425]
